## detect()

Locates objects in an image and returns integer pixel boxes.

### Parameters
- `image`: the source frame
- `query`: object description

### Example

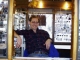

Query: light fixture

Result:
[38,0,43,8]
[62,2,70,10]
[28,0,38,8]
[28,0,43,8]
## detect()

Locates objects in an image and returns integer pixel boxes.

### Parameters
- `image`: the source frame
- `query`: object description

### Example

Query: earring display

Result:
[54,12,72,43]
[0,0,8,57]
[14,11,26,30]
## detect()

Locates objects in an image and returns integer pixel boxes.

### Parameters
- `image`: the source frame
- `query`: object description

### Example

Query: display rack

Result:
[54,11,72,44]
[14,10,26,30]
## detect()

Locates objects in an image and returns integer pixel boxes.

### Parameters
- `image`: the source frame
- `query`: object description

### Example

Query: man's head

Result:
[29,15,39,30]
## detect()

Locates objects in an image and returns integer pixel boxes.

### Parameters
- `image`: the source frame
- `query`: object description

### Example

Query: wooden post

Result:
[72,0,78,60]
[8,0,14,60]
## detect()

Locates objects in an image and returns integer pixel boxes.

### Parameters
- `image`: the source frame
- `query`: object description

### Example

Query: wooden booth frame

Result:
[2,0,78,60]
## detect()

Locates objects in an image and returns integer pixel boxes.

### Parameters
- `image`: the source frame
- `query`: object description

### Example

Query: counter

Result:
[13,57,71,60]
[0,57,72,60]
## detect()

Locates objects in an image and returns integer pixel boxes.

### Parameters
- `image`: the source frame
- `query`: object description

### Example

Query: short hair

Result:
[29,15,39,22]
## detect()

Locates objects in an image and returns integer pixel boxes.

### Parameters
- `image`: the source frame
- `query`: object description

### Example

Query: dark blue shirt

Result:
[16,28,51,54]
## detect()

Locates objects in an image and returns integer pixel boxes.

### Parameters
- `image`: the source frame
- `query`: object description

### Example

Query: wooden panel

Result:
[0,59,8,60]
[71,0,78,60]
[15,0,72,9]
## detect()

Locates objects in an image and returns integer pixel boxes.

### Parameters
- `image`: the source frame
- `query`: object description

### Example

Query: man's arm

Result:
[44,39,52,50]
[14,31,19,38]
[14,31,22,48]
[42,30,52,50]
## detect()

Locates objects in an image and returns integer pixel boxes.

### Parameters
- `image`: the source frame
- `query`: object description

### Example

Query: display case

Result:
[13,9,73,58]
[54,11,72,44]
[0,0,8,57]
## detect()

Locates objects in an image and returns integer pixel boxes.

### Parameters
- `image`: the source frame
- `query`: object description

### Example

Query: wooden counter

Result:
[13,57,71,60]
[0,59,8,60]
[0,57,72,60]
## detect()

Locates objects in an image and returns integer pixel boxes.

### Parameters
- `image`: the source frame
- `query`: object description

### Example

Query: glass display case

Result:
[0,0,8,57]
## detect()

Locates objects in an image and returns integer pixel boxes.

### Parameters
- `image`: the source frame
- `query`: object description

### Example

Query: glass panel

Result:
[77,0,80,60]
[14,10,26,57]
[0,0,8,57]
[38,14,52,38]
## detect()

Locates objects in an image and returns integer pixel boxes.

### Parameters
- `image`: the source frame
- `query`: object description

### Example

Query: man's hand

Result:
[44,39,52,50]
[14,31,22,48]
[16,36,22,48]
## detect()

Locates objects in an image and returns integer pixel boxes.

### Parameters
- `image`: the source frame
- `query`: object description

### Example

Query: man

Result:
[14,15,52,57]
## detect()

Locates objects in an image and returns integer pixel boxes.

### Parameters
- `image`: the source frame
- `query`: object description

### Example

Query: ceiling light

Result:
[38,1,43,8]
[62,2,70,10]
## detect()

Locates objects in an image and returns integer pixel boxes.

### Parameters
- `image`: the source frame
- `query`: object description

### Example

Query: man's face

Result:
[29,18,39,30]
